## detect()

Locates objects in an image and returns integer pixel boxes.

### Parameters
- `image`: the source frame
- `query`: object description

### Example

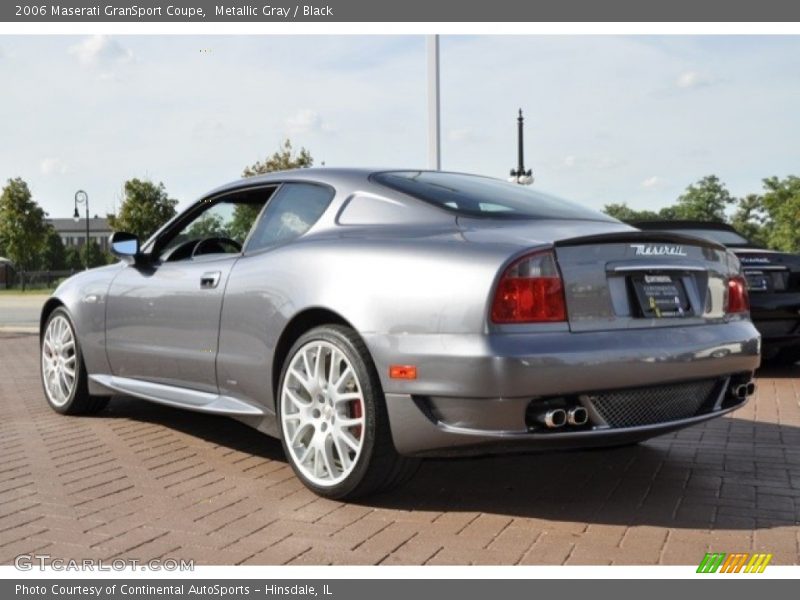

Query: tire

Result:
[277,325,419,499]
[40,308,108,415]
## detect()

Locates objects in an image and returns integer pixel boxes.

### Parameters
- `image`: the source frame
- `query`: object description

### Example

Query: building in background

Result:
[46,217,112,251]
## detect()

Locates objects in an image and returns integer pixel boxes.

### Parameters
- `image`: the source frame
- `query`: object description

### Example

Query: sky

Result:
[0,35,798,218]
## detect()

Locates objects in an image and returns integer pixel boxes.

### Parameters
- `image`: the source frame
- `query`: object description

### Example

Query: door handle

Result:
[200,271,221,289]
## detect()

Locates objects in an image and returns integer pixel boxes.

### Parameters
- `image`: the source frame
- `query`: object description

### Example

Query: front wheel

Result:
[277,325,419,499]
[41,308,108,415]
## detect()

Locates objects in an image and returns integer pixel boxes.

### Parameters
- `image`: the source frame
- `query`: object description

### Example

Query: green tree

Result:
[760,175,800,252]
[232,139,315,241]
[64,246,83,271]
[672,175,734,222]
[731,194,769,247]
[242,138,313,177]
[228,204,262,244]
[0,178,47,289]
[81,240,107,269]
[108,178,178,241]
[603,203,661,222]
[185,212,226,240]
[38,225,66,271]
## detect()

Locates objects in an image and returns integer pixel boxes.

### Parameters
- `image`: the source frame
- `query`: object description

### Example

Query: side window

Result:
[158,188,273,262]
[246,183,334,252]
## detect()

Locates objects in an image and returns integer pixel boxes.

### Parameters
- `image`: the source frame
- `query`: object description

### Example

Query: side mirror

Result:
[109,232,141,264]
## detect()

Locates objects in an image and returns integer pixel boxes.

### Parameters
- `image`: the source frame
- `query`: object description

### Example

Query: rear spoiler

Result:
[554,230,726,252]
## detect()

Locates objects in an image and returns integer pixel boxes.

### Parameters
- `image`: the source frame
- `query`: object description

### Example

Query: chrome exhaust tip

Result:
[746,382,756,396]
[733,384,749,400]
[567,406,589,426]
[544,409,567,429]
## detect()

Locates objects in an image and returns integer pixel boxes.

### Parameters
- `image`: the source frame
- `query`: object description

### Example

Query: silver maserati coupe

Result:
[40,169,760,498]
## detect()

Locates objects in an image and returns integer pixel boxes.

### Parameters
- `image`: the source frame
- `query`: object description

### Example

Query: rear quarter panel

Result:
[215,234,520,414]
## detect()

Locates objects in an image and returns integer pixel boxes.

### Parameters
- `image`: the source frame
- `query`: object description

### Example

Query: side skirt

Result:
[89,374,266,417]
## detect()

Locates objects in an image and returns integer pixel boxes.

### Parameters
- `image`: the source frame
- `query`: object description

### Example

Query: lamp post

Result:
[427,34,441,170]
[73,190,90,270]
[508,109,534,185]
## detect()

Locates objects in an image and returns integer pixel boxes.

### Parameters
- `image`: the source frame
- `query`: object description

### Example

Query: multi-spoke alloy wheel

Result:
[42,314,77,407]
[280,340,365,487]
[40,308,108,415]
[278,325,419,499]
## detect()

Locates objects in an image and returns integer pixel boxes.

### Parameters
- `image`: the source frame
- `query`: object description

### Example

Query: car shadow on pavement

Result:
[102,396,799,531]
[103,396,288,463]
[368,417,800,530]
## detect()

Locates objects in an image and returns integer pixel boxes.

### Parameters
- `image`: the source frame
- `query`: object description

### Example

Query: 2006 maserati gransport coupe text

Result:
[40,169,761,498]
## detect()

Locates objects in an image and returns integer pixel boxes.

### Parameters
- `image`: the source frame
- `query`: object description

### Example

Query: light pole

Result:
[508,109,534,185]
[427,34,441,170]
[73,190,90,270]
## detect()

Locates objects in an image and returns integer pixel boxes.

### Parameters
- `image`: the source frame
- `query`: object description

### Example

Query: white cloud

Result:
[3,35,797,220]
[597,156,624,170]
[284,109,332,135]
[641,176,666,190]
[559,155,622,170]
[448,128,482,143]
[68,35,133,66]
[676,71,713,90]
[40,158,68,176]
[191,119,227,140]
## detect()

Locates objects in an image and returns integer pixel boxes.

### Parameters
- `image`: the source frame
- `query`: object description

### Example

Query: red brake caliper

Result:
[351,401,363,440]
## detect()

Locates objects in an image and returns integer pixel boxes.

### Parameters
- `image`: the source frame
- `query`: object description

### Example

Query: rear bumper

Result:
[750,292,800,349]
[363,321,760,456]
[385,392,749,457]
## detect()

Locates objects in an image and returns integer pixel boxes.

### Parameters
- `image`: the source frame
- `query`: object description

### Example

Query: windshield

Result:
[372,171,615,222]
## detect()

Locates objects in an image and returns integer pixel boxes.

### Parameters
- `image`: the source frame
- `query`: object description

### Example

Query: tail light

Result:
[491,250,567,323]
[726,275,750,314]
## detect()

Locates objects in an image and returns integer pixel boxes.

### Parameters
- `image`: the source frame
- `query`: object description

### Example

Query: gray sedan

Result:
[40,169,760,498]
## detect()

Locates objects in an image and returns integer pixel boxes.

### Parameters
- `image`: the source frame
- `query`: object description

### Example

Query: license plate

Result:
[744,270,769,291]
[630,274,692,318]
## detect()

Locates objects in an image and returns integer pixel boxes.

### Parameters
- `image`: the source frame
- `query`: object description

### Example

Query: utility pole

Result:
[427,35,441,170]
[73,190,90,269]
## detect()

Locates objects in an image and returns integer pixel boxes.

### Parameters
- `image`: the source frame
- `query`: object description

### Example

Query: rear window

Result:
[371,171,614,222]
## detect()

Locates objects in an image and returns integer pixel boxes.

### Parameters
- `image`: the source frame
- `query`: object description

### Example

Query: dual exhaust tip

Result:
[543,406,588,429]
[537,380,754,431]
[732,381,756,400]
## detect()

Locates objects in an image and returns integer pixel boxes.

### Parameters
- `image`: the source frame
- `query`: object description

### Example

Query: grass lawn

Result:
[0,288,54,296]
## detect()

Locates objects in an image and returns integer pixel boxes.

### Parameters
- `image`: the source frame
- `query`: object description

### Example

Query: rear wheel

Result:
[277,325,419,499]
[40,308,108,415]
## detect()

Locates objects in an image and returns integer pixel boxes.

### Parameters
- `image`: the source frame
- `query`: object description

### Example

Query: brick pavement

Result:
[1,332,798,566]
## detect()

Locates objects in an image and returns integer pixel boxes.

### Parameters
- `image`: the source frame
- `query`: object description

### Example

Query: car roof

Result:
[199,168,376,198]
[201,167,535,200]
